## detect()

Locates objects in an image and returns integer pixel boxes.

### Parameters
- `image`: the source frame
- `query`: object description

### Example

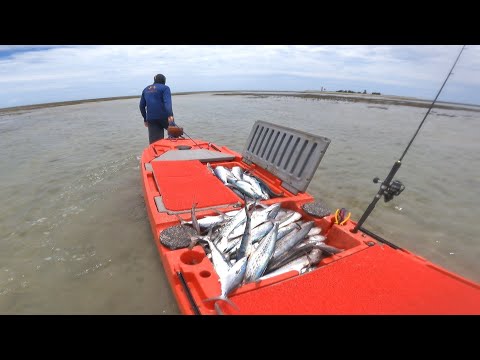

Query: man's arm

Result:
[139,91,147,121]
[163,87,174,118]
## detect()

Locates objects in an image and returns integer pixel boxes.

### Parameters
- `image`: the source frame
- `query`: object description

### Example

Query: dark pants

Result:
[147,122,166,144]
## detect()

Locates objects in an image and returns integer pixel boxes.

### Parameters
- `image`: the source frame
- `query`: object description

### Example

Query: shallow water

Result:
[1,93,479,314]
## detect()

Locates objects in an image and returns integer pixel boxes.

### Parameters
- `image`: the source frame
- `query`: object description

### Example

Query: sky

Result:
[0,45,479,108]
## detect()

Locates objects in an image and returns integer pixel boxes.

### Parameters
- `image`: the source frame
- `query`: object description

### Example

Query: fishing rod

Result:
[352,45,466,233]
[182,129,202,148]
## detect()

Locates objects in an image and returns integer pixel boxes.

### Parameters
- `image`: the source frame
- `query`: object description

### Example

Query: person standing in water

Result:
[139,74,175,144]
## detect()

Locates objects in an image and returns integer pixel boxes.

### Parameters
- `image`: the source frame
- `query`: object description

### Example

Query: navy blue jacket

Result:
[139,83,174,127]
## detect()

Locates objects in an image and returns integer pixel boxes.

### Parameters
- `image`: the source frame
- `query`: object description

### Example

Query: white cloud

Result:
[0,45,478,107]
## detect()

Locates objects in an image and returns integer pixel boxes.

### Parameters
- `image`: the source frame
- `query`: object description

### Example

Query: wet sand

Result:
[214,92,480,112]
[0,92,210,114]
[2,91,479,115]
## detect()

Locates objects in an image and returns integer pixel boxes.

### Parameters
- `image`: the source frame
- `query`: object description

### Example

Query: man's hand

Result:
[144,121,148,127]
[168,116,174,125]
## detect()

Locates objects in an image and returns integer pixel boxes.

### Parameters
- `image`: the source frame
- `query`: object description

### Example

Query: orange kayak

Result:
[140,121,480,314]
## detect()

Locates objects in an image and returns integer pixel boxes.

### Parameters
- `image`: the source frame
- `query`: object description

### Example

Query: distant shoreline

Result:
[214,92,480,112]
[1,90,479,114]
[0,91,214,114]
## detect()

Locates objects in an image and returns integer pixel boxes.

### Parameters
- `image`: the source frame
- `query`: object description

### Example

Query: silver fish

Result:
[268,242,324,272]
[307,234,326,242]
[228,176,266,199]
[236,203,253,260]
[260,249,323,281]
[277,211,302,228]
[276,222,300,241]
[274,209,289,220]
[251,175,284,198]
[229,187,246,199]
[191,202,201,235]
[226,221,275,254]
[314,243,343,255]
[214,302,224,315]
[197,215,230,230]
[228,203,281,239]
[214,166,232,184]
[293,236,327,253]
[244,223,279,283]
[242,173,269,200]
[219,209,242,217]
[181,209,240,229]
[270,221,315,263]
[206,162,215,175]
[307,227,323,237]
[204,255,248,310]
[231,166,244,181]
[214,206,248,250]
[226,180,261,200]
[222,236,242,255]
[205,237,231,273]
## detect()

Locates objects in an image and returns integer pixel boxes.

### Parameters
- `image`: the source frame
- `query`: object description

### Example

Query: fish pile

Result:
[207,164,284,200]
[178,201,343,311]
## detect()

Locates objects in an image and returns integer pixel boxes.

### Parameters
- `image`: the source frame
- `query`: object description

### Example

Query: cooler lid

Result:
[242,120,331,194]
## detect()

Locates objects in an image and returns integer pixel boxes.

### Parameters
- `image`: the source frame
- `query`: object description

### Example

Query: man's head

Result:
[154,74,166,84]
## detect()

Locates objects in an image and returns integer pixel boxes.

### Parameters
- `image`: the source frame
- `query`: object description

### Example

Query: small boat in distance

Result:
[139,121,480,315]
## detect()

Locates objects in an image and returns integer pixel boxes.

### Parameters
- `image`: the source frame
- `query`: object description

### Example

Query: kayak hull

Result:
[140,138,480,315]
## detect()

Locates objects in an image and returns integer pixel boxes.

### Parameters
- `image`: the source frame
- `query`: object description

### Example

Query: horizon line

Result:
[1,90,479,113]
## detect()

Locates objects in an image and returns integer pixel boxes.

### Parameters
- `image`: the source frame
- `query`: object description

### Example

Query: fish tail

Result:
[189,236,200,249]
[212,209,228,218]
[203,295,239,311]
[175,214,187,225]
[190,234,209,249]
[191,202,201,235]
[206,162,215,175]
[214,302,225,315]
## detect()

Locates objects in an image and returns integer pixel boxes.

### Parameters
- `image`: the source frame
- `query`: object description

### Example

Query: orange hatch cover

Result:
[218,244,480,315]
[150,159,240,211]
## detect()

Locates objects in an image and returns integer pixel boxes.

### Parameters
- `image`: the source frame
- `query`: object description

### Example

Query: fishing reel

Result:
[373,177,405,202]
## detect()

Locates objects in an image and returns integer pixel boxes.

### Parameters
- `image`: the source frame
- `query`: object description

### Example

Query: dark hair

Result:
[154,74,166,84]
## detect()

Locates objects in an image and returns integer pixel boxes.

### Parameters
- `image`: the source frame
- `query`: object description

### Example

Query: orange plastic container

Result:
[141,137,480,315]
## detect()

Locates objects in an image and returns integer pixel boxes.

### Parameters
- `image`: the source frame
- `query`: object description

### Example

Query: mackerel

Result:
[261,249,323,281]
[224,221,275,254]
[204,255,248,311]
[213,206,248,250]
[213,166,231,184]
[268,242,324,272]
[181,210,240,229]
[226,181,259,200]
[277,211,302,228]
[236,203,253,260]
[228,203,281,239]
[251,175,284,198]
[242,173,269,200]
[270,221,315,263]
[307,227,323,237]
[191,202,201,235]
[231,166,244,181]
[276,222,300,241]
[307,234,326,242]
[244,223,279,283]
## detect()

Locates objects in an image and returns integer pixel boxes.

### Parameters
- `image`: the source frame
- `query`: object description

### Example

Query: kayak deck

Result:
[217,229,480,315]
[140,138,480,315]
